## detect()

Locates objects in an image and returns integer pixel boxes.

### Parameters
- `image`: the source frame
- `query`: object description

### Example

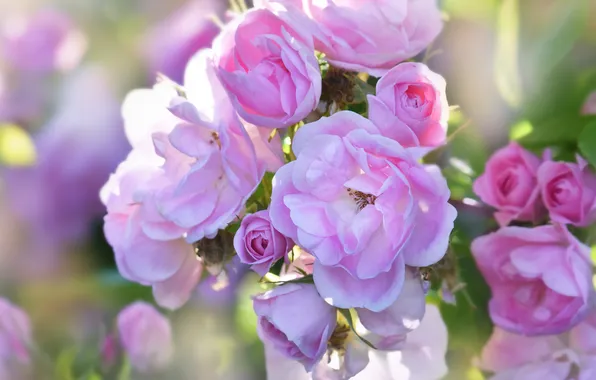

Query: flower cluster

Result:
[472,143,596,377]
[101,0,454,377]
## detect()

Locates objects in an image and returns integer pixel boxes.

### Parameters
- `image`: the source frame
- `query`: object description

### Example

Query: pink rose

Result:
[538,156,596,227]
[582,91,596,115]
[213,8,321,128]
[1,10,86,72]
[117,302,174,372]
[473,142,544,226]
[234,210,293,276]
[254,283,337,371]
[102,77,203,310]
[472,225,594,336]
[258,0,443,76]
[480,314,596,380]
[101,151,202,310]
[368,62,449,149]
[269,111,456,311]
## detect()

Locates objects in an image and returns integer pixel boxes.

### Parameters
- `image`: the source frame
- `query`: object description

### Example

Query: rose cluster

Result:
[472,142,596,377]
[101,0,454,378]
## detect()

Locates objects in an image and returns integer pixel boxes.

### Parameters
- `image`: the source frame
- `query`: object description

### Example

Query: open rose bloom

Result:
[269,111,456,311]
[472,225,594,335]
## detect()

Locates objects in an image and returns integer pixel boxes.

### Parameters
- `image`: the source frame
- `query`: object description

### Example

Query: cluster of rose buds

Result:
[101,0,454,378]
[472,142,596,377]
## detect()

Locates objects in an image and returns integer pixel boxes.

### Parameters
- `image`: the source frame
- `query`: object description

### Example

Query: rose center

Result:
[346,188,377,211]
[549,176,577,206]
[497,170,518,197]
[327,322,352,353]
[208,131,221,149]
[403,85,427,109]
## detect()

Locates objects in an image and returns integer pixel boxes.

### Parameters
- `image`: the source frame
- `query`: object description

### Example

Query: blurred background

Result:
[0,0,595,379]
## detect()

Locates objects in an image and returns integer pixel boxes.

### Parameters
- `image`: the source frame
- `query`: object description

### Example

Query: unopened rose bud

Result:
[117,302,173,373]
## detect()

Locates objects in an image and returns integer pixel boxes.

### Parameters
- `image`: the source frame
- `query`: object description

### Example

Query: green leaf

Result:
[579,121,596,167]
[338,309,376,350]
[494,0,522,107]
[526,0,588,82]
[268,259,284,277]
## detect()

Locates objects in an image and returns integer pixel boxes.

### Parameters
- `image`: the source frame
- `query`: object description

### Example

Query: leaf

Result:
[579,121,596,167]
[338,309,376,350]
[527,0,588,82]
[494,0,522,107]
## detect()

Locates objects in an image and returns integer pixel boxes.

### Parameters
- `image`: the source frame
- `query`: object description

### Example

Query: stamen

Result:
[327,322,351,353]
[346,188,377,210]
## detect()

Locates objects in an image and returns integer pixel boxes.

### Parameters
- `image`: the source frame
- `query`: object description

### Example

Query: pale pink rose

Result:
[269,111,456,311]
[142,0,224,83]
[257,0,443,76]
[471,224,594,336]
[101,151,202,310]
[120,50,265,244]
[538,155,596,227]
[254,283,337,371]
[117,302,174,372]
[234,210,293,276]
[368,62,449,149]
[102,81,202,310]
[473,142,544,226]
[581,91,596,115]
[0,10,86,72]
[212,8,321,128]
[480,315,596,380]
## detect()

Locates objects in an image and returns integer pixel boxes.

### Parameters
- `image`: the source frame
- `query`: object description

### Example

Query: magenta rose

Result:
[472,224,594,336]
[269,111,456,311]
[257,0,443,76]
[538,156,596,227]
[234,210,293,275]
[117,302,174,373]
[368,62,449,149]
[213,8,321,128]
[473,142,544,226]
[253,283,337,371]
